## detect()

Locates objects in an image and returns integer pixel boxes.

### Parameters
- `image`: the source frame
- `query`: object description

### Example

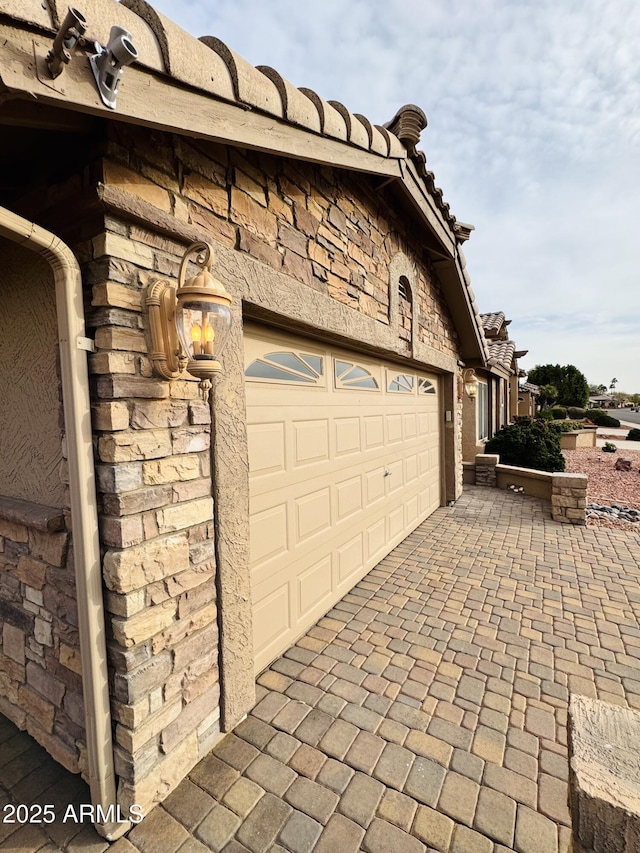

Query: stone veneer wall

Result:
[83,223,221,813]
[0,499,85,774]
[6,122,465,813]
[101,124,461,363]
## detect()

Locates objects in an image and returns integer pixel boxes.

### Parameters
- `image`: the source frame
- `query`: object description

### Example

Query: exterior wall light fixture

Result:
[463,368,478,397]
[146,242,232,402]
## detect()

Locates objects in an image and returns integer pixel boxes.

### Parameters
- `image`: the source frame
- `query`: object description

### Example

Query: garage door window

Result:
[418,378,437,395]
[334,359,379,390]
[246,351,324,385]
[388,372,414,393]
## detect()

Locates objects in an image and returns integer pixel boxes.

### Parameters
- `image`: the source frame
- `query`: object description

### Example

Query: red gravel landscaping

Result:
[563,446,640,529]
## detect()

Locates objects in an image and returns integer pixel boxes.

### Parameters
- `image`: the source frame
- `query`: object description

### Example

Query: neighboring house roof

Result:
[0,0,490,362]
[589,395,615,403]
[487,340,516,372]
[520,382,539,395]
[479,312,506,337]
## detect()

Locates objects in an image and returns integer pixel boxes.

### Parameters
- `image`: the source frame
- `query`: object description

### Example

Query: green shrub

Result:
[602,442,617,453]
[485,418,565,473]
[587,409,620,427]
[551,406,567,420]
[549,420,587,433]
[567,407,586,419]
[537,409,553,420]
[628,428,640,442]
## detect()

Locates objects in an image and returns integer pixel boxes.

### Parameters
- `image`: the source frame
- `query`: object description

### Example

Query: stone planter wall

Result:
[560,428,597,450]
[473,455,587,524]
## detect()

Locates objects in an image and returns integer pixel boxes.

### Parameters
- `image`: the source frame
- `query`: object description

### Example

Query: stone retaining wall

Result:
[473,455,587,524]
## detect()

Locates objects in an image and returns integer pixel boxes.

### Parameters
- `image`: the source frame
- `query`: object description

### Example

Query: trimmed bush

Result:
[550,420,587,433]
[567,407,586,419]
[551,406,567,420]
[537,409,554,420]
[628,428,640,442]
[485,418,565,473]
[587,409,621,427]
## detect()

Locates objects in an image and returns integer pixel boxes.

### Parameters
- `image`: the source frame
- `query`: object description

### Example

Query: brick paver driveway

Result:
[2,486,640,852]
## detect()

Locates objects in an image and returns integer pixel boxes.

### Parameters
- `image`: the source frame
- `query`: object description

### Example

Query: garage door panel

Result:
[248,421,286,477]
[418,449,431,476]
[404,454,418,484]
[365,466,386,506]
[335,475,363,521]
[419,489,430,514]
[403,412,417,439]
[405,495,419,526]
[364,415,384,448]
[335,417,361,456]
[293,419,330,466]
[388,505,404,540]
[253,581,291,665]
[387,413,403,444]
[366,517,387,562]
[295,487,331,541]
[298,555,333,616]
[250,504,288,569]
[417,412,431,435]
[337,534,364,586]
[245,324,441,674]
[386,459,404,493]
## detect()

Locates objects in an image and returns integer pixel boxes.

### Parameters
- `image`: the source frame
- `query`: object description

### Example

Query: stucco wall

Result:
[0,240,64,506]
[462,392,485,462]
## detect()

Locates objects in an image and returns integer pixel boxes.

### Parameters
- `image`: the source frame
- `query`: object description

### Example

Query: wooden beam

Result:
[0,27,402,180]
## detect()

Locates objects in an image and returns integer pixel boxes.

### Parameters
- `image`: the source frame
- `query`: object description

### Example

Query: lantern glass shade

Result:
[175,297,232,367]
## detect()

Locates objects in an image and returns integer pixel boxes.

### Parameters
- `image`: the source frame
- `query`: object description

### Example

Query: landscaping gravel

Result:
[563,447,640,530]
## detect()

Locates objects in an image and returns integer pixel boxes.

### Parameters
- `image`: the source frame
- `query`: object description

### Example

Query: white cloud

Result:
[148,0,640,390]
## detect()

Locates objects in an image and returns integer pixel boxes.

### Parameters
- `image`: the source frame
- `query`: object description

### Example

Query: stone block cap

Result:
[569,694,640,853]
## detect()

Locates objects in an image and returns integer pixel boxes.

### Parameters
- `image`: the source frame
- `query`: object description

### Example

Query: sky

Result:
[145,0,639,394]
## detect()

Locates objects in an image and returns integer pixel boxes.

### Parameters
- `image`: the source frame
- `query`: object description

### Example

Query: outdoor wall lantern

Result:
[146,242,232,402]
[463,368,478,397]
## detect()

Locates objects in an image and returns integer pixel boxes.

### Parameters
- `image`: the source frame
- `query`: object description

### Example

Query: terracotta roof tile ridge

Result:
[199,35,241,100]
[122,0,170,72]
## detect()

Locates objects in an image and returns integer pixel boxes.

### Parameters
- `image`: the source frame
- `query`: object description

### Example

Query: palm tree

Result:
[539,384,558,409]
[610,378,618,392]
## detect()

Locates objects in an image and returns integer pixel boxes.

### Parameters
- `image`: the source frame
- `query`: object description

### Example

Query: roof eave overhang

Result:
[0,25,404,177]
[0,20,486,364]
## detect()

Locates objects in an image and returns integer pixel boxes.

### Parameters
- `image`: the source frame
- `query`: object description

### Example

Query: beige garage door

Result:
[245,323,442,673]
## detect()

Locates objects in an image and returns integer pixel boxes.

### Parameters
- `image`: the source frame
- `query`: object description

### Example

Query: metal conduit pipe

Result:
[0,206,124,840]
